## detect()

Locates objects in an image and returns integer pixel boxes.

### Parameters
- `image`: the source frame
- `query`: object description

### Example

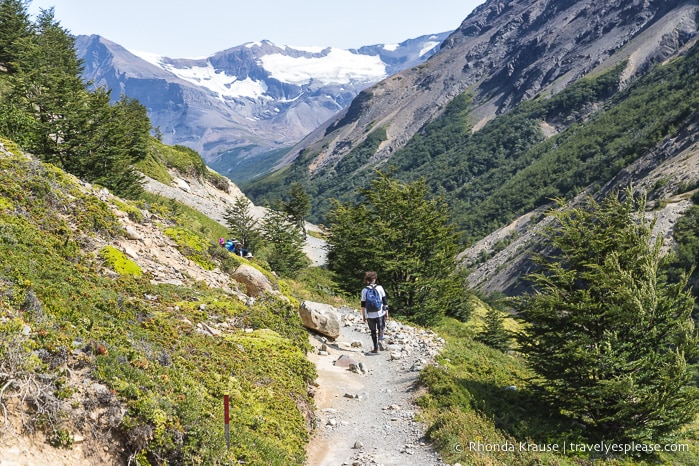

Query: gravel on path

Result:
[305,307,449,466]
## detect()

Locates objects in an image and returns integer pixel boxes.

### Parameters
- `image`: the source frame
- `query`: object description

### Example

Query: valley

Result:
[2,0,699,464]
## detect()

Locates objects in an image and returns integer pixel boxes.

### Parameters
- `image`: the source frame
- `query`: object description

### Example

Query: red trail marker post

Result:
[224,394,230,450]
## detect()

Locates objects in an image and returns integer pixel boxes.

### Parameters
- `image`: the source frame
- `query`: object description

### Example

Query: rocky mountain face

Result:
[285,0,699,171]
[258,0,699,296]
[75,33,449,180]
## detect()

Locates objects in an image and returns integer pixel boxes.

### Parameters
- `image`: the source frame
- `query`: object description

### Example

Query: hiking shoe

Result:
[371,348,379,353]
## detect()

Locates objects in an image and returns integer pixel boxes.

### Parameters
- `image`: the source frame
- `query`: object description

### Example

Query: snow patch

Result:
[129,50,268,100]
[130,50,164,66]
[162,62,268,100]
[261,48,386,85]
[419,41,440,57]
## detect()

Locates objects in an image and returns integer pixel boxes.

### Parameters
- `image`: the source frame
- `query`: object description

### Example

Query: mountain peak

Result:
[76,32,450,176]
[285,0,699,174]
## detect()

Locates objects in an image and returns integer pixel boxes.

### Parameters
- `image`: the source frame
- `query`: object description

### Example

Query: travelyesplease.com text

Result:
[457,441,689,455]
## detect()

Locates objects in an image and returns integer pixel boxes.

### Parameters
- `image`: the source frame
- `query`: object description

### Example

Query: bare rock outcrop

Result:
[299,301,342,339]
[230,264,277,297]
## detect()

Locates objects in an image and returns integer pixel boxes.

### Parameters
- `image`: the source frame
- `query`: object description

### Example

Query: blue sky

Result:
[27,0,485,57]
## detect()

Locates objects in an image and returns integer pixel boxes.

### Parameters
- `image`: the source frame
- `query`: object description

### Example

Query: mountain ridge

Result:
[280,0,699,173]
[242,0,699,297]
[75,32,451,181]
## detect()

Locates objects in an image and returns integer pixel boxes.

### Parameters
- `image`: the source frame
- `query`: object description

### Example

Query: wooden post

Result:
[224,394,230,450]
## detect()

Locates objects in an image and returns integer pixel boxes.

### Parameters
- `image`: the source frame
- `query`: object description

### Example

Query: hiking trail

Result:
[305,307,451,466]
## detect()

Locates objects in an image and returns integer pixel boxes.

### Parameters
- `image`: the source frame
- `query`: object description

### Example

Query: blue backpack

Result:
[365,285,383,313]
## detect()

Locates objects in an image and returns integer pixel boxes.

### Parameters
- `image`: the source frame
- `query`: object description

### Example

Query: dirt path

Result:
[304,307,448,466]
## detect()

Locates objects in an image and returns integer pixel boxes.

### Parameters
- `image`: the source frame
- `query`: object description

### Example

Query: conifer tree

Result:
[260,207,309,277]
[224,196,261,252]
[327,171,471,324]
[283,182,311,238]
[10,8,87,169]
[0,0,32,72]
[73,91,147,198]
[516,191,699,445]
[476,307,510,351]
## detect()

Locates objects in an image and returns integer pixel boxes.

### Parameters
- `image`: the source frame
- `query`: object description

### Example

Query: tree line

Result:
[0,0,150,198]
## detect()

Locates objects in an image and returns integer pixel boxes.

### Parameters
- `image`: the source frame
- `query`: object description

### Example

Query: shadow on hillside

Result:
[455,377,579,443]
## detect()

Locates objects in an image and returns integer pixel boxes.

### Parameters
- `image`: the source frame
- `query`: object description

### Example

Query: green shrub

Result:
[165,227,217,270]
[99,246,143,277]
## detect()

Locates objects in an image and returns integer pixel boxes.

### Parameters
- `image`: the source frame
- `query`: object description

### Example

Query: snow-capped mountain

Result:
[75,33,450,180]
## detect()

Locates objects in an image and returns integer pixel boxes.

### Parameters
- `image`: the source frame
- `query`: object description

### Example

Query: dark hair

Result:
[364,271,377,284]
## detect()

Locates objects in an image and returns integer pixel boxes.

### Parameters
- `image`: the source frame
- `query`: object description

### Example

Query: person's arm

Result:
[381,287,389,318]
[360,289,367,321]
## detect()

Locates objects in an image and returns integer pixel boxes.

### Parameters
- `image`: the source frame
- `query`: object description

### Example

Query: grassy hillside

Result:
[0,140,317,465]
[419,314,699,465]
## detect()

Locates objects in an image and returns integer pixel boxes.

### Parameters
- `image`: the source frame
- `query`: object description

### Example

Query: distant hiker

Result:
[233,242,249,257]
[219,237,225,247]
[361,271,388,353]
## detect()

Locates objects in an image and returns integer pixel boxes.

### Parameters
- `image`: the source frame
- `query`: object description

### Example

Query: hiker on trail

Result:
[233,242,249,257]
[361,271,388,353]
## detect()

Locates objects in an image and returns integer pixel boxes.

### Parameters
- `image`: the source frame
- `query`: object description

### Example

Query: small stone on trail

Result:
[334,354,358,368]
[349,362,363,373]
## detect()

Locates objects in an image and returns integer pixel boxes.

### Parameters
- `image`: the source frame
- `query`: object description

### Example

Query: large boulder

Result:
[231,264,276,297]
[298,301,341,339]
